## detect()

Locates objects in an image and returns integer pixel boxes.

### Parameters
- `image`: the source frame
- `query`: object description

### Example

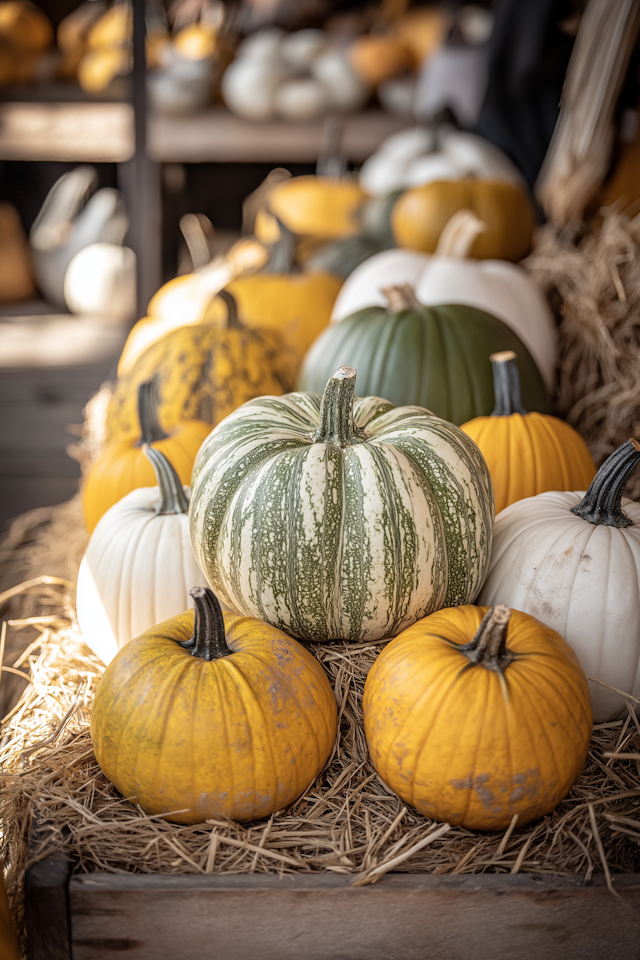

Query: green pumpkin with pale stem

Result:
[189,366,494,643]
[298,286,550,426]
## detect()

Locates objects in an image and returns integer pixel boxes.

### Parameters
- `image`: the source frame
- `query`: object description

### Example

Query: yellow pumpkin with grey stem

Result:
[91,586,338,824]
[363,604,592,830]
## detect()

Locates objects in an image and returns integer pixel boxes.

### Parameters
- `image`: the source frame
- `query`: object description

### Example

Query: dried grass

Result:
[525,208,640,499]
[2,577,640,950]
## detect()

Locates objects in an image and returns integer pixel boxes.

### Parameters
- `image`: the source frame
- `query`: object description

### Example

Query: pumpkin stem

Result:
[142,444,190,516]
[458,605,516,673]
[179,586,232,661]
[264,217,295,274]
[137,380,169,445]
[490,352,527,416]
[435,209,487,259]
[571,439,640,528]
[381,284,423,312]
[216,289,242,329]
[313,366,366,448]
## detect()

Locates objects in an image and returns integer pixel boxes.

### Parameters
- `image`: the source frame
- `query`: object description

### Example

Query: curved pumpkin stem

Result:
[490,352,527,417]
[264,216,295,274]
[180,586,233,661]
[457,605,516,674]
[313,366,366,448]
[137,379,169,445]
[571,438,640,528]
[142,444,189,516]
[381,284,423,312]
[216,289,243,330]
[435,209,487,259]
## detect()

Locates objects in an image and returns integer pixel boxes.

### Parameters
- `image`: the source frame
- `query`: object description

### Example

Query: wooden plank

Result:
[69,872,640,960]
[149,108,409,163]
[0,103,134,162]
[24,848,72,960]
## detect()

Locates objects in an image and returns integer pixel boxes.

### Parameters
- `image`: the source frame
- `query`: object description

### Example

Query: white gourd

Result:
[76,446,208,665]
[331,211,556,391]
[274,78,330,120]
[359,126,523,198]
[311,49,369,113]
[64,242,136,322]
[221,57,283,120]
[479,439,640,721]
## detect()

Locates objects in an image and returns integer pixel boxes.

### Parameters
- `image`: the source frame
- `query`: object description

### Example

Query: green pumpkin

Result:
[298,286,550,426]
[190,365,494,643]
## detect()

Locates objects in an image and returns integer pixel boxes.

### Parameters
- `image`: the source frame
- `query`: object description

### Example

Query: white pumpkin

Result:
[64,242,136,323]
[274,78,330,120]
[479,439,640,722]
[221,56,283,120]
[280,29,325,70]
[76,446,208,665]
[331,211,557,391]
[311,49,369,113]
[359,126,524,198]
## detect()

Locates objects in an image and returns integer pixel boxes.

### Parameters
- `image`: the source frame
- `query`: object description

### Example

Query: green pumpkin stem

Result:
[216,289,242,329]
[180,586,232,661]
[137,380,169,445]
[142,444,190,516]
[313,366,365,448]
[381,284,423,313]
[458,605,516,673]
[490,351,527,417]
[571,438,640,528]
[264,217,295,274]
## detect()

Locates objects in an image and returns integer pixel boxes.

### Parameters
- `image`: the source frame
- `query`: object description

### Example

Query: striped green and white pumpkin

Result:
[189,366,494,642]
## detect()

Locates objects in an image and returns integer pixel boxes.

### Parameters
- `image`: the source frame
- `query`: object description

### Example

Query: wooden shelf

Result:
[0,102,409,164]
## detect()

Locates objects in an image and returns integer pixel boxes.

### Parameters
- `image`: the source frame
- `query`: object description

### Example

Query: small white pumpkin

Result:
[221,57,283,120]
[359,126,523,198]
[64,242,136,323]
[311,49,369,113]
[479,439,640,721]
[280,29,326,70]
[274,77,330,120]
[331,211,556,391]
[76,446,208,665]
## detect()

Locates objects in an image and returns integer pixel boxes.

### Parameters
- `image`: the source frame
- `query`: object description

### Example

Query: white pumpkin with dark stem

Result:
[331,210,556,391]
[190,366,494,643]
[479,439,640,721]
[77,445,209,665]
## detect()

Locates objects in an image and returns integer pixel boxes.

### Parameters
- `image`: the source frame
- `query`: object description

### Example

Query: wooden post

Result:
[24,843,71,960]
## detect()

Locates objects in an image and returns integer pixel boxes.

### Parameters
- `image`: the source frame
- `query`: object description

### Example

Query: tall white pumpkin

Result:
[189,366,494,643]
[77,446,208,665]
[479,439,640,721]
[331,211,556,391]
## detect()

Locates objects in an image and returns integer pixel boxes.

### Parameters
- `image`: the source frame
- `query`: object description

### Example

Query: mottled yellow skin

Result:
[91,609,338,824]
[461,412,596,516]
[82,419,210,532]
[391,180,535,262]
[106,322,294,441]
[266,176,367,241]
[363,605,592,831]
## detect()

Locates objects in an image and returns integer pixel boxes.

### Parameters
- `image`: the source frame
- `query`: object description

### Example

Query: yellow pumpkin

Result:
[393,7,447,65]
[363,604,592,831]
[83,380,210,533]
[106,290,294,440]
[348,35,414,87]
[0,0,52,52]
[265,175,368,241]
[117,238,269,376]
[392,179,535,262]
[461,351,596,515]
[91,586,338,824]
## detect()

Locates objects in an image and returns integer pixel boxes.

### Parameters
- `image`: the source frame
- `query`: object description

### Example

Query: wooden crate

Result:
[24,849,640,960]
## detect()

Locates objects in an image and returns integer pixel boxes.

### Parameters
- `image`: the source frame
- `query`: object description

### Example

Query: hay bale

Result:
[525,208,640,498]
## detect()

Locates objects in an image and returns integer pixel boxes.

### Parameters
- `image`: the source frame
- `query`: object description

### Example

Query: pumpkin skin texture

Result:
[190,366,494,643]
[479,440,640,722]
[106,293,294,441]
[91,588,338,824]
[391,180,535,262]
[363,605,592,830]
[78,447,209,665]
[461,352,595,515]
[266,175,368,241]
[83,381,210,533]
[300,290,550,426]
